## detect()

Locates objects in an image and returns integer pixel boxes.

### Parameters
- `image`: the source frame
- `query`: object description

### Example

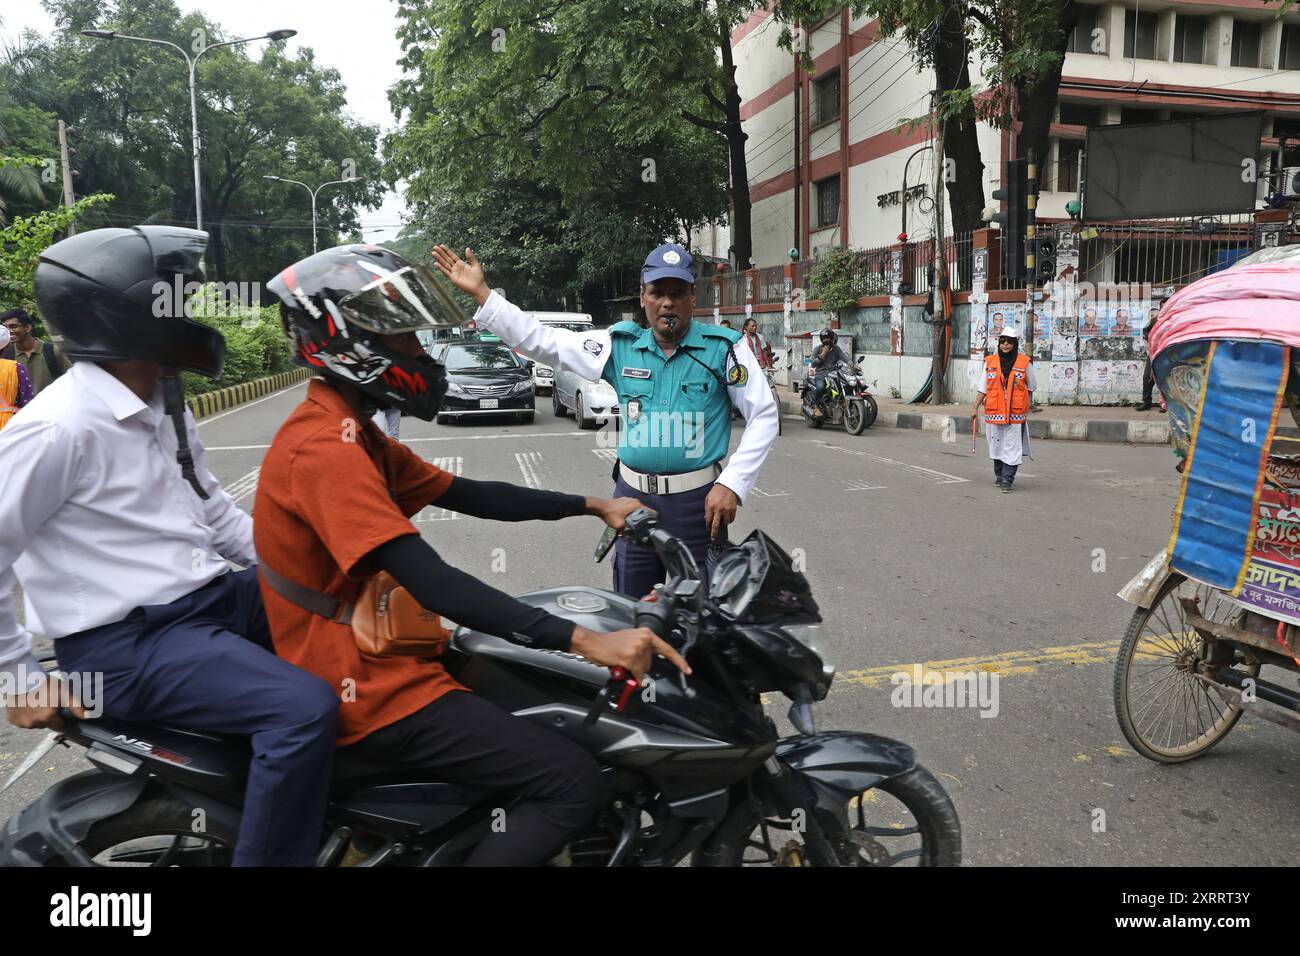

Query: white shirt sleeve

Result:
[0,420,81,688]
[473,292,611,381]
[718,338,778,504]
[187,412,257,567]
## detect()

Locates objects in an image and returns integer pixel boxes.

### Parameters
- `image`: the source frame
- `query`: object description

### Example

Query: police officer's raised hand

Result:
[571,626,691,683]
[586,496,653,531]
[431,245,490,305]
[704,484,739,540]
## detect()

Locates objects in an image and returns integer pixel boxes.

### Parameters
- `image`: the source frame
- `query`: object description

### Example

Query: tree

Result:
[387,0,815,280]
[3,0,385,282]
[0,189,113,314]
[807,246,864,326]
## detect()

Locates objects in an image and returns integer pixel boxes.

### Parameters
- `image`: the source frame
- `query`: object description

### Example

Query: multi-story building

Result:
[693,0,1300,270]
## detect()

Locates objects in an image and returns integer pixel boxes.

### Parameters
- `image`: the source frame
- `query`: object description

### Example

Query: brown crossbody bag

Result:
[258,449,451,659]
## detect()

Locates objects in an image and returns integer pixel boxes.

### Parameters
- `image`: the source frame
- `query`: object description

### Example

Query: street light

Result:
[264,175,364,253]
[81,27,297,234]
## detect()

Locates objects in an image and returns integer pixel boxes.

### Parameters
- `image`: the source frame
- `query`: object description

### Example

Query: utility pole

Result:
[57,120,77,236]
[1025,148,1038,378]
[930,109,946,405]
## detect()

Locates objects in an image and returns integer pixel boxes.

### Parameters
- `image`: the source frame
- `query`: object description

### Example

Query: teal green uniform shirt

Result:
[601,320,743,475]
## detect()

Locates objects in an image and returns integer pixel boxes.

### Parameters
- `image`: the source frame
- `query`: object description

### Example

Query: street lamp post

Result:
[82,27,297,233]
[263,176,364,253]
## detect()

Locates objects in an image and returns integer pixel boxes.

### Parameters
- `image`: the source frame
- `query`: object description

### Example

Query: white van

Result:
[526,311,594,394]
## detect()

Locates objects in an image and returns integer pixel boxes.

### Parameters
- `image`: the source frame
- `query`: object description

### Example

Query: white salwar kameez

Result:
[978,363,1035,465]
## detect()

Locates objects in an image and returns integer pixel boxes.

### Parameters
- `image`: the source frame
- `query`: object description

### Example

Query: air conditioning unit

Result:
[1283,166,1300,199]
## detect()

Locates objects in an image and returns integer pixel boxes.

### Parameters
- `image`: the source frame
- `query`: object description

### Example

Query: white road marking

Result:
[195,380,308,427]
[843,479,886,491]
[205,431,603,452]
[516,451,545,489]
[809,439,969,484]
[416,457,464,522]
[223,467,261,502]
[591,448,619,464]
[750,486,789,497]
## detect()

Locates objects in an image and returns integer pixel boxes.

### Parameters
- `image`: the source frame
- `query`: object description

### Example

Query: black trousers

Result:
[1141,358,1155,405]
[335,691,605,865]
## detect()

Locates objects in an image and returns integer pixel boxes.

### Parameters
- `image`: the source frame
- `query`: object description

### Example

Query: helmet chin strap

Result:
[161,366,209,500]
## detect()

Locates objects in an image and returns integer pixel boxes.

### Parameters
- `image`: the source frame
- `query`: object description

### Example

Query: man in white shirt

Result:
[433,242,778,597]
[0,227,338,866]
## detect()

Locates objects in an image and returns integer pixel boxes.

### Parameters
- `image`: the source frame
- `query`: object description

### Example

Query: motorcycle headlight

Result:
[782,623,824,657]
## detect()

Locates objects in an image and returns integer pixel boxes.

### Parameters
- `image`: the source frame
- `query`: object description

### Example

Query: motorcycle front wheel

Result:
[845,399,866,435]
[695,765,961,867]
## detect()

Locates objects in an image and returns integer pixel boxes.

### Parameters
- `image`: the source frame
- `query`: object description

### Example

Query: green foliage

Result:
[0,191,114,314]
[3,0,384,282]
[180,289,291,397]
[808,247,865,317]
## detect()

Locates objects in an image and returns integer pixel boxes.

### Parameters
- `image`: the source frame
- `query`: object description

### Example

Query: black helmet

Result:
[267,244,464,420]
[819,328,837,345]
[34,226,225,378]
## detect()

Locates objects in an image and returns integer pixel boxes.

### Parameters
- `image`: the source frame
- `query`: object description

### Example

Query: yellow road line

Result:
[836,639,1124,688]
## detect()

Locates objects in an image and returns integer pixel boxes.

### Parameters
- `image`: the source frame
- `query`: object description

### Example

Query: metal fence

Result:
[755,264,786,304]
[720,271,748,307]
[1076,212,1259,287]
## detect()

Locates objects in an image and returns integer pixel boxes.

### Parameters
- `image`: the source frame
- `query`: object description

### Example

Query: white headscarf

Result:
[0,325,10,352]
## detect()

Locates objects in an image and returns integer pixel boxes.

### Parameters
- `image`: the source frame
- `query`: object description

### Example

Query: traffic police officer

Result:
[433,242,780,597]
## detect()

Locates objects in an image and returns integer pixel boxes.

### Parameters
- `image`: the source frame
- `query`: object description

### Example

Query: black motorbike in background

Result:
[799,362,879,435]
[0,511,959,867]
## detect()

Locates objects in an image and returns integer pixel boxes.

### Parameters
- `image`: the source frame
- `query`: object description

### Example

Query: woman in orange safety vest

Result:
[972,321,1035,493]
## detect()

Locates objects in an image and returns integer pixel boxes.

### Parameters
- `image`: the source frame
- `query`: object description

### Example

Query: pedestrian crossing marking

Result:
[591,449,619,464]
[416,457,464,522]
[516,451,545,489]
[750,486,789,497]
[810,440,968,484]
[224,467,261,503]
[843,479,885,492]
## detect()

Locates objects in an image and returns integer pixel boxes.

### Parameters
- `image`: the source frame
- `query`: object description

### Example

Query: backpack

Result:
[42,342,65,381]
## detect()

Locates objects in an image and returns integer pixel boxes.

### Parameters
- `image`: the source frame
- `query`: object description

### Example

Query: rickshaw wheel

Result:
[1113,573,1260,764]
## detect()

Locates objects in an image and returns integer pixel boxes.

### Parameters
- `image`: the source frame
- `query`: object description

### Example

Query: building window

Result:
[1231,20,1262,68]
[1121,107,1163,125]
[816,175,840,228]
[1059,102,1101,127]
[812,70,840,127]
[1056,140,1084,193]
[1173,15,1207,64]
[1067,6,1101,54]
[1124,9,1159,60]
[1283,24,1300,69]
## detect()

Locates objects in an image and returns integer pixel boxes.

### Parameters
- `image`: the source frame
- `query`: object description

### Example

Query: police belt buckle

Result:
[620,461,720,496]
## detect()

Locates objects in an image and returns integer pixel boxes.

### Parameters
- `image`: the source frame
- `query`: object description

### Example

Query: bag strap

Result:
[43,342,63,380]
[258,562,354,625]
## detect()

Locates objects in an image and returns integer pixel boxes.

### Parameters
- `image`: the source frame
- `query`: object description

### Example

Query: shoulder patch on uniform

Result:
[727,363,749,387]
[582,338,604,355]
[609,321,642,337]
[699,324,743,344]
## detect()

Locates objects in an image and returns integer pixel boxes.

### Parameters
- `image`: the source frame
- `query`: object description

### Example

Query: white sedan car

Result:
[552,364,621,429]
[527,312,594,394]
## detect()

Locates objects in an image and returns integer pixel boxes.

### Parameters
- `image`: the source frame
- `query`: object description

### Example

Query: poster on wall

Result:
[971,247,988,299]
[968,353,986,391]
[889,294,903,356]
[969,301,988,353]
[1081,360,1111,391]
[1030,308,1052,361]
[1055,226,1079,279]
[1049,362,1079,400]
[1112,359,1145,393]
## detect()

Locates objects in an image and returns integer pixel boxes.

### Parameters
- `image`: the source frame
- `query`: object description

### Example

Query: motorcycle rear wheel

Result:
[77,786,237,866]
[696,765,961,867]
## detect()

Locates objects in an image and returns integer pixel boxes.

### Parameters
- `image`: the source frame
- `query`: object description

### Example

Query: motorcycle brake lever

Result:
[583,667,639,727]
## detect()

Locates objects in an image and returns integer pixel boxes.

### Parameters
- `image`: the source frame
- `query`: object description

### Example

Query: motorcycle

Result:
[0,511,959,867]
[799,361,878,435]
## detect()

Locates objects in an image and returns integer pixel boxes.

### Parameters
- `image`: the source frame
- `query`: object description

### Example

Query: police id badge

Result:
[626,398,642,423]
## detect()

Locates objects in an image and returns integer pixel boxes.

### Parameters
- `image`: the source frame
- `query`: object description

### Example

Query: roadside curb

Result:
[188,368,312,421]
[778,399,1174,445]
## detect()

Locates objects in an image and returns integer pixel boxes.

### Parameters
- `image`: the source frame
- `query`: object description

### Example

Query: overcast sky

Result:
[2,0,411,242]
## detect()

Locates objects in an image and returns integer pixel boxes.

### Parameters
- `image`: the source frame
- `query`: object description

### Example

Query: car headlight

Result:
[445,381,468,397]
[512,380,535,395]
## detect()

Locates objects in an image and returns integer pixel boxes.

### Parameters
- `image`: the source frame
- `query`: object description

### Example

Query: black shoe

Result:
[1135,402,1152,411]
[1001,483,1012,494]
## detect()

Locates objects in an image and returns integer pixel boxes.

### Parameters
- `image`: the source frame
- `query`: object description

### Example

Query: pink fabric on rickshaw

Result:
[1149,253,1300,362]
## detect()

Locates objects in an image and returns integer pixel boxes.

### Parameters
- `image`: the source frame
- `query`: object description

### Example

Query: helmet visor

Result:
[339,263,466,334]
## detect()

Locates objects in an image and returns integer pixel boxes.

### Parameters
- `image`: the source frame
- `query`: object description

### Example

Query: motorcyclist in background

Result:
[806,328,849,418]
[260,244,689,866]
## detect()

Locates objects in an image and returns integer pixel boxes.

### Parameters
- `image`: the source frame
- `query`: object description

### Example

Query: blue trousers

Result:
[55,568,339,866]
[994,460,1019,486]
[611,474,727,598]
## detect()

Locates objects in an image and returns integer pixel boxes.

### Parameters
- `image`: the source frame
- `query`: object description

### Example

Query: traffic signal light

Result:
[1036,235,1056,282]
[987,158,1027,283]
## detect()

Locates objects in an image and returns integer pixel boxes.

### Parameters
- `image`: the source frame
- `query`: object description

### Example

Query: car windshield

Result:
[444,345,521,371]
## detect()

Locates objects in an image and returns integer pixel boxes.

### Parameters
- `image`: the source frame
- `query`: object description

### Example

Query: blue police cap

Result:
[641,243,696,285]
